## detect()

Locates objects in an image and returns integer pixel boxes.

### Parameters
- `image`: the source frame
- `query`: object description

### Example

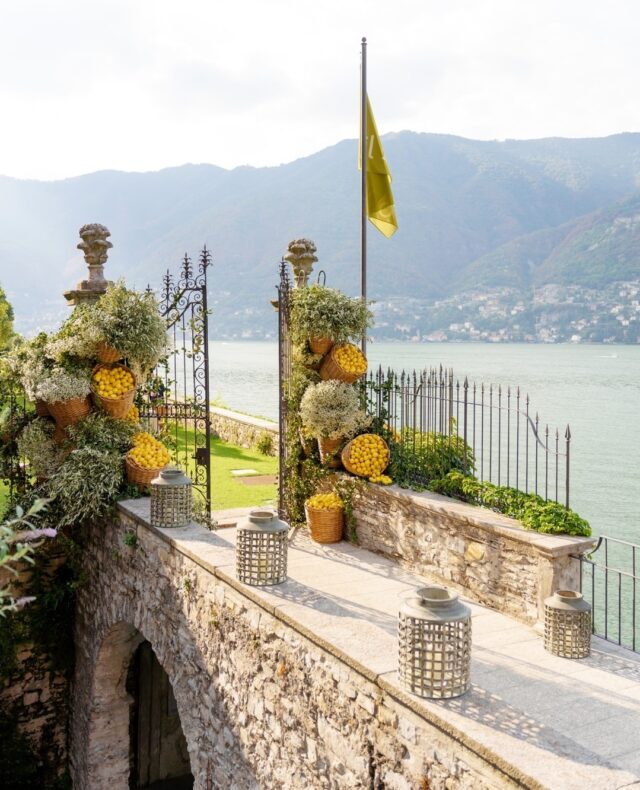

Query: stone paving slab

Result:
[119,500,640,789]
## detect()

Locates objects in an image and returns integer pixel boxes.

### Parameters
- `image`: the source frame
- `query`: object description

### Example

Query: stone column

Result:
[64,223,113,306]
[284,238,318,288]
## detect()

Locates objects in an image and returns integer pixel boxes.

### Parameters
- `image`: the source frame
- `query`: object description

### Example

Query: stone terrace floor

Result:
[123,501,640,790]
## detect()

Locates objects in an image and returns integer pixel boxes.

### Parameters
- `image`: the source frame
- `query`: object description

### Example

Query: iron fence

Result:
[363,365,571,506]
[574,536,640,653]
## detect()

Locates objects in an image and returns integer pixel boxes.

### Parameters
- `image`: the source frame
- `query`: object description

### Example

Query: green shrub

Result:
[66,412,136,455]
[48,448,123,528]
[255,431,275,456]
[16,419,62,479]
[389,430,474,490]
[430,471,591,536]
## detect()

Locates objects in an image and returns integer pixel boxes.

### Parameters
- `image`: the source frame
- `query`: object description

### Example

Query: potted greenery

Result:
[48,447,124,528]
[35,365,92,429]
[289,285,373,353]
[299,380,370,466]
[91,281,167,374]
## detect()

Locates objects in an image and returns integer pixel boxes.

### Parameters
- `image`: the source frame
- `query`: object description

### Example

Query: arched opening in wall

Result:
[127,641,194,789]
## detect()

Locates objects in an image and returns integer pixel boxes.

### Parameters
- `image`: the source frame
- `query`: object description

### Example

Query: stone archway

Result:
[128,640,193,788]
[80,621,195,789]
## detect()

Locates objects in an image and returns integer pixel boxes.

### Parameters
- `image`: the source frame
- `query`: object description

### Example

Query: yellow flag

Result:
[359,96,398,238]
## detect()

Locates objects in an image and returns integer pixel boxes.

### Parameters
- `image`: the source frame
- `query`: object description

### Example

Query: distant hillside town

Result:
[370,280,640,344]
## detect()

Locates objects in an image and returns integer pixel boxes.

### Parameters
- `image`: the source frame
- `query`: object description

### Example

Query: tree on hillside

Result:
[0,285,14,352]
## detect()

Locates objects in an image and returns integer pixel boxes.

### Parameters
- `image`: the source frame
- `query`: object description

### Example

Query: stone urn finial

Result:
[64,223,114,306]
[284,238,318,288]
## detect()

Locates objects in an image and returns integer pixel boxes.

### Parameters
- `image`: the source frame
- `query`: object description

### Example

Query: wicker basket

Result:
[305,504,344,544]
[319,344,367,384]
[309,336,333,355]
[96,342,122,364]
[92,363,137,419]
[318,436,343,468]
[47,395,92,429]
[125,455,164,488]
[53,425,67,446]
[35,400,49,417]
[341,435,390,477]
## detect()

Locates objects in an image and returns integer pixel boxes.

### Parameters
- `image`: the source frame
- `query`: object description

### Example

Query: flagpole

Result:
[360,36,367,356]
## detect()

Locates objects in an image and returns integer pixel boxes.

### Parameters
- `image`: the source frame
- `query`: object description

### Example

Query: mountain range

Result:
[2,131,640,342]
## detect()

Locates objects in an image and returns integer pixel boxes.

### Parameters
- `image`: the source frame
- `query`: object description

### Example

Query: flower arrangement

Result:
[4,333,52,400]
[92,281,167,373]
[289,285,372,347]
[36,366,91,405]
[17,419,63,479]
[46,305,101,362]
[299,380,370,440]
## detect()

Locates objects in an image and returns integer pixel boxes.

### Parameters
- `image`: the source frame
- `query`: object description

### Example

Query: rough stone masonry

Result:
[70,505,523,790]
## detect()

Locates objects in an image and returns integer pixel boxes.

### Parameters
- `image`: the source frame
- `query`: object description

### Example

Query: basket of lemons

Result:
[126,431,171,487]
[304,491,344,544]
[341,433,390,480]
[319,343,367,384]
[92,363,137,419]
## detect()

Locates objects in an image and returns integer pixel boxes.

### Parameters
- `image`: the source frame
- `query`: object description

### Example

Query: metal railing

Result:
[574,536,640,653]
[363,365,571,506]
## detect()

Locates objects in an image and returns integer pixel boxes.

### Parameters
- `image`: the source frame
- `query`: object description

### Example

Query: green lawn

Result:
[172,426,278,511]
[210,438,278,510]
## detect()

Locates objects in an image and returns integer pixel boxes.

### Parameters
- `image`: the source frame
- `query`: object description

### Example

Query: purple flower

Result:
[21,528,57,542]
[15,596,36,609]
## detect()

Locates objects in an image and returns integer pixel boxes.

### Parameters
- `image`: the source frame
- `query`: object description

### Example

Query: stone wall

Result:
[71,506,523,790]
[0,547,70,785]
[210,407,278,454]
[352,483,595,625]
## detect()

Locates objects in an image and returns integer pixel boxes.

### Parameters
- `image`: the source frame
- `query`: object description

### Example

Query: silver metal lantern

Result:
[150,467,193,528]
[544,590,591,658]
[236,509,288,586]
[399,586,472,699]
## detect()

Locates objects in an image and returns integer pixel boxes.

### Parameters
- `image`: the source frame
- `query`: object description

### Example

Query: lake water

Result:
[210,341,640,546]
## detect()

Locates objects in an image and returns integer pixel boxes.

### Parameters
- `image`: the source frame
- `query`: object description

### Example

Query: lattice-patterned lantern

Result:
[236,509,288,586]
[150,467,193,528]
[399,586,472,699]
[544,590,591,658]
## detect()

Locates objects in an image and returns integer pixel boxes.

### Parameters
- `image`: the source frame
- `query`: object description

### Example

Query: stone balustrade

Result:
[352,483,596,625]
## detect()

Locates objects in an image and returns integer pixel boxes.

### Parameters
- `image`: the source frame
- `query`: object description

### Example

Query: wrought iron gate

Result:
[140,248,212,512]
[276,261,292,519]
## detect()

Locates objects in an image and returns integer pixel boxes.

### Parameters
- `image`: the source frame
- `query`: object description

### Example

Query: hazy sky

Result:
[2,0,640,180]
